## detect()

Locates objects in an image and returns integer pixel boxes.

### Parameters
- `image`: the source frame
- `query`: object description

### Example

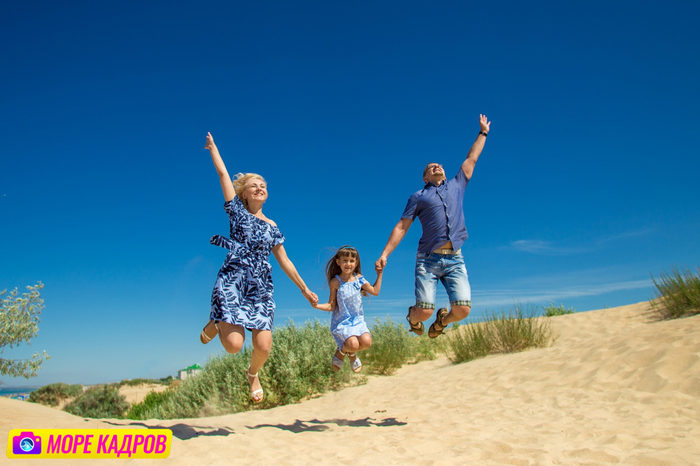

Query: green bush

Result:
[543,304,574,317]
[652,268,700,318]
[448,306,553,363]
[124,311,555,419]
[127,320,359,420]
[448,321,492,362]
[64,384,129,418]
[125,390,173,420]
[29,383,83,407]
[363,318,442,375]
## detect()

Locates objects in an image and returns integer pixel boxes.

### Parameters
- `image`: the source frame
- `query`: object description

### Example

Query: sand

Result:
[118,384,169,405]
[2,301,699,465]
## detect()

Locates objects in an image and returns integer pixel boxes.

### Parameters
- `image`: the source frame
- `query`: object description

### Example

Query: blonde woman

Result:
[199,132,318,403]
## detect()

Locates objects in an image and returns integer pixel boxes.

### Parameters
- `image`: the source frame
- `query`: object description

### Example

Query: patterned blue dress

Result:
[209,196,285,331]
[331,274,371,350]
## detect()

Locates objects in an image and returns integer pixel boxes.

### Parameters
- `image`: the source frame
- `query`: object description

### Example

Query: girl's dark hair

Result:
[325,246,361,285]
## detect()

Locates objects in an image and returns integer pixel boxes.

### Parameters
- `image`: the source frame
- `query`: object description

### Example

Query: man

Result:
[376,114,491,338]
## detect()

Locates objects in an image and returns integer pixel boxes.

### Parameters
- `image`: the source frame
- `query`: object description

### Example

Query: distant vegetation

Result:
[64,384,129,418]
[652,267,700,318]
[118,376,173,387]
[543,304,575,317]
[28,383,82,407]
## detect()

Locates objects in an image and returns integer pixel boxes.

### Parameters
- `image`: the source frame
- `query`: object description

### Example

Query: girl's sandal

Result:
[245,368,264,403]
[347,353,362,373]
[331,350,346,371]
[200,320,219,344]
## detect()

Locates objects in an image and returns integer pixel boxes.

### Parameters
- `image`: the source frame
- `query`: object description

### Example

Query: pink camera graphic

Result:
[12,431,42,454]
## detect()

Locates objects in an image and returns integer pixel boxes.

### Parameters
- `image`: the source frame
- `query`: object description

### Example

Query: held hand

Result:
[375,263,384,274]
[205,132,216,151]
[375,256,387,271]
[479,114,491,134]
[302,288,319,306]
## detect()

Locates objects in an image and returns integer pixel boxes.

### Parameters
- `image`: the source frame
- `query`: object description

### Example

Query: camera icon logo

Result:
[12,431,41,454]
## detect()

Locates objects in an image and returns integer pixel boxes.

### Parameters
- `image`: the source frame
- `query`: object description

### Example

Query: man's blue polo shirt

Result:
[401,169,469,255]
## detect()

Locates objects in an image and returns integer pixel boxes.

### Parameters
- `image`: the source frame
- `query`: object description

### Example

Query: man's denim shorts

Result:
[414,252,471,309]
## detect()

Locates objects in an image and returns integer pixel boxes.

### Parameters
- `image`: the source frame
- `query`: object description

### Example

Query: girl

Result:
[199,132,318,403]
[313,246,382,372]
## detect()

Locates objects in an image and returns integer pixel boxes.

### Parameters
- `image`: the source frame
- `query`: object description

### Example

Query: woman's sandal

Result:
[406,306,424,335]
[428,308,449,339]
[200,320,219,344]
[245,368,264,403]
[347,353,362,373]
[331,350,346,371]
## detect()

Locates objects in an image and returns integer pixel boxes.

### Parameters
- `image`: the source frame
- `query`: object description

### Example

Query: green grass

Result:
[543,304,574,317]
[64,384,129,418]
[652,267,700,318]
[124,309,555,419]
[126,320,358,419]
[363,318,446,375]
[447,306,553,363]
[28,383,83,407]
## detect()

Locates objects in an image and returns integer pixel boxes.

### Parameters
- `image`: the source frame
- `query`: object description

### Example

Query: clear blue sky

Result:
[2,1,699,386]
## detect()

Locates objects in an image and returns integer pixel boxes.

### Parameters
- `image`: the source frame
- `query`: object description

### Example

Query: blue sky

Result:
[2,1,699,386]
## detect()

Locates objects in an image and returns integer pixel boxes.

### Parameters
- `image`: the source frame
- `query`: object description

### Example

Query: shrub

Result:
[29,383,83,407]
[125,390,173,420]
[127,320,359,420]
[448,321,492,362]
[543,304,574,317]
[652,268,700,318]
[64,384,129,418]
[447,306,553,363]
[363,319,413,375]
[363,318,442,375]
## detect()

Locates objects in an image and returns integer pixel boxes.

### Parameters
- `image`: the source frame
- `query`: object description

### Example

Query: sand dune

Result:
[3,301,699,465]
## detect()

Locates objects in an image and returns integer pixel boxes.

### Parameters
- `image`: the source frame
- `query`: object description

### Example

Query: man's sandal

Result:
[245,368,264,403]
[347,353,362,373]
[331,350,346,371]
[428,308,449,339]
[406,306,424,335]
[200,320,218,344]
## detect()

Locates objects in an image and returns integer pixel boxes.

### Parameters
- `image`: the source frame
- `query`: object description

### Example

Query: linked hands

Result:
[302,287,319,307]
[375,256,387,271]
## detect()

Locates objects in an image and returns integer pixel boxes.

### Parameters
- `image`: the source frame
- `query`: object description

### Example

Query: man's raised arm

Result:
[461,114,491,180]
[376,218,413,269]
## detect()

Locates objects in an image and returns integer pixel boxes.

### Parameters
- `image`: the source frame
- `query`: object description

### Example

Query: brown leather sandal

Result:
[428,308,449,338]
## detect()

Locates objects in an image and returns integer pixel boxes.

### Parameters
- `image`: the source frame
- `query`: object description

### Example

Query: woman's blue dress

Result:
[209,196,285,331]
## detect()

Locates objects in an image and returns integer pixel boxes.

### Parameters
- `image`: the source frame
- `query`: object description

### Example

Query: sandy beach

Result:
[3,301,699,465]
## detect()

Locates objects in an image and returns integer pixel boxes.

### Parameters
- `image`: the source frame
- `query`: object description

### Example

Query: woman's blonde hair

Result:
[233,173,266,198]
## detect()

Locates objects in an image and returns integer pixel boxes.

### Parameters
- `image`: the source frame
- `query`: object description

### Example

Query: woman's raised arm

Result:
[205,132,235,202]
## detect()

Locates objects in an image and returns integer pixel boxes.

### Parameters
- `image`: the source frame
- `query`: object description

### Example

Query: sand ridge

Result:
[2,301,699,465]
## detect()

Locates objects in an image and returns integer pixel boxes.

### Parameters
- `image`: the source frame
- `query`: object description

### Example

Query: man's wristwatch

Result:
[479,131,488,137]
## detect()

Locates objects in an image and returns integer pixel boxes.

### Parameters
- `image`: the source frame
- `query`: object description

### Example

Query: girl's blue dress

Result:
[331,274,371,349]
[209,196,285,331]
